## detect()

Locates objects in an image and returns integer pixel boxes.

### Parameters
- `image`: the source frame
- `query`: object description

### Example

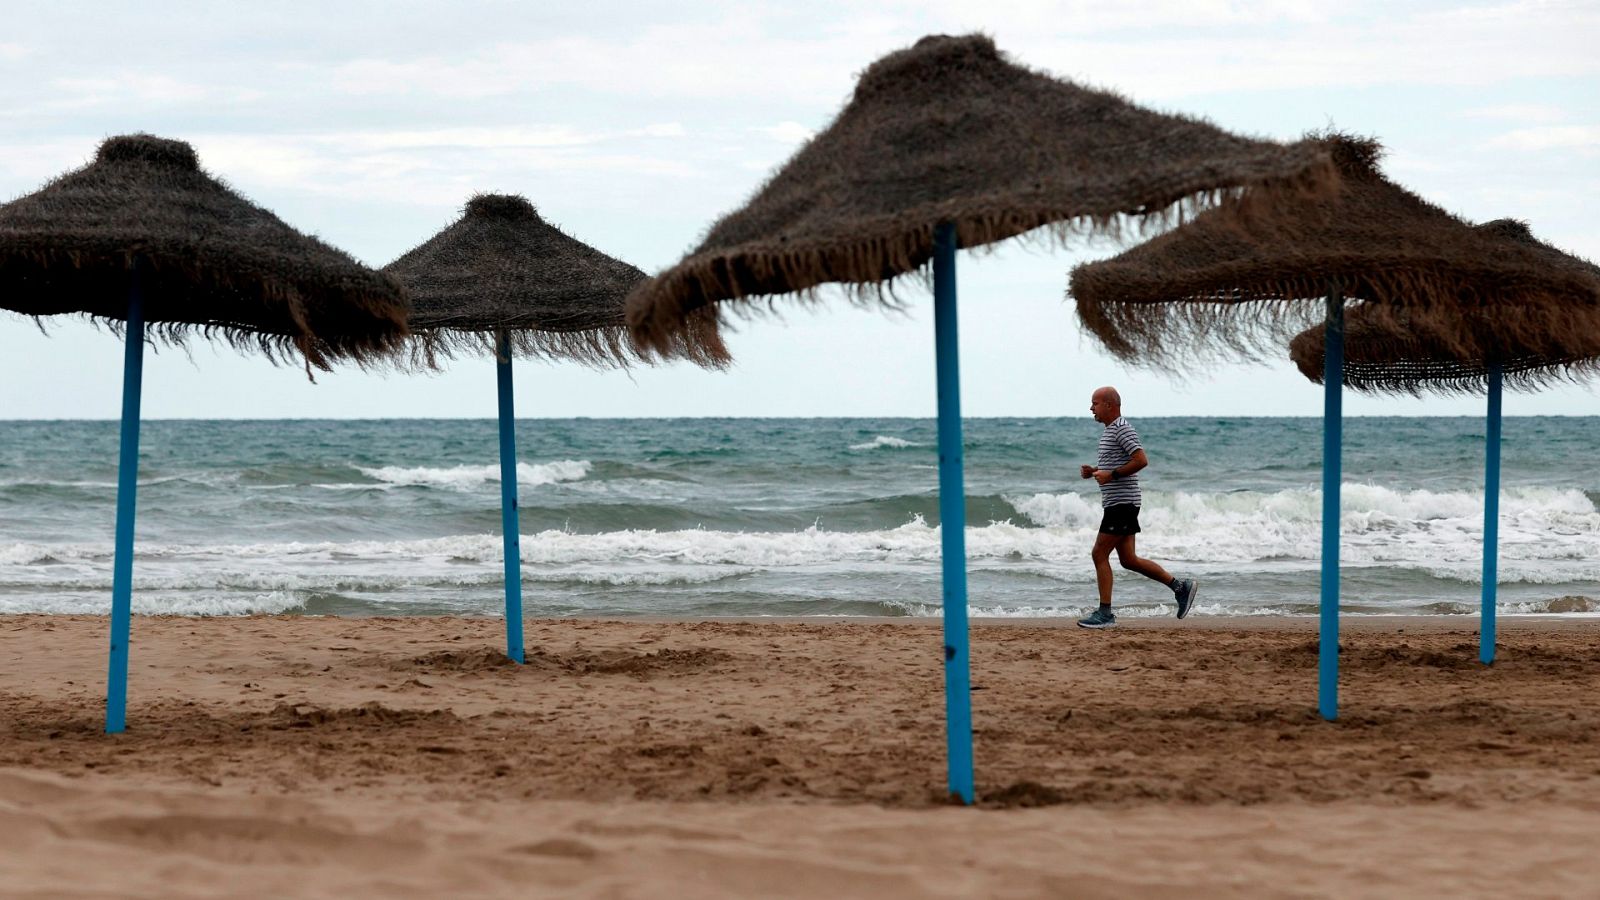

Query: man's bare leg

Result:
[1091,532,1121,604]
[1115,534,1173,586]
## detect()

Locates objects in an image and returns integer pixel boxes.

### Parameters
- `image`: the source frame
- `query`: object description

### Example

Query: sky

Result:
[1,0,1596,419]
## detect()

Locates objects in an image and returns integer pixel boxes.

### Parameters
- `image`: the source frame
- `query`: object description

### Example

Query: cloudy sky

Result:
[2,0,1596,419]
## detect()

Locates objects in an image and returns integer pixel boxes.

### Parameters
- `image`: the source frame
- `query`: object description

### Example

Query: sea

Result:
[1,417,1596,620]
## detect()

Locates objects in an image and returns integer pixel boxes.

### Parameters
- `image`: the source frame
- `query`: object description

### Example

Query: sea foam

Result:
[357,460,591,490]
[5,481,1597,585]
[849,436,921,450]
[5,483,1596,616]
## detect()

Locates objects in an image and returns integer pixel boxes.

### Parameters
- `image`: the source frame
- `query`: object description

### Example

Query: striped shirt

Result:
[1096,416,1143,508]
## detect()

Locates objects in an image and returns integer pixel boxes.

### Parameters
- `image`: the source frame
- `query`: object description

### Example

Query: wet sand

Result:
[3,614,1599,896]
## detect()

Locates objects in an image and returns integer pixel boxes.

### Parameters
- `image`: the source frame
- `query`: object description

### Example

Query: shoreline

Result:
[6,611,1598,631]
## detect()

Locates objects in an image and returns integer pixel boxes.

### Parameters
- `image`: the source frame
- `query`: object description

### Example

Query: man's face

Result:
[1089,393,1114,424]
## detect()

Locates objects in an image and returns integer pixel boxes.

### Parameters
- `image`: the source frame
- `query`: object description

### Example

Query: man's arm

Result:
[1093,448,1148,484]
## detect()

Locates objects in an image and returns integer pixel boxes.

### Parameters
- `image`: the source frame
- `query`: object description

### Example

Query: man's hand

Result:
[1093,469,1114,485]
[1080,464,1095,480]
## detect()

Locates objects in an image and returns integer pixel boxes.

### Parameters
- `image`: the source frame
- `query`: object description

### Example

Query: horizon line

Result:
[2,413,1591,423]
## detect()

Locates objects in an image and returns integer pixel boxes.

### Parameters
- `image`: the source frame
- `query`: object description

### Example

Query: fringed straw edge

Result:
[1286,324,1600,396]
[1070,266,1600,373]
[0,245,410,376]
[393,319,731,374]
[1294,354,1600,397]
[626,156,1341,356]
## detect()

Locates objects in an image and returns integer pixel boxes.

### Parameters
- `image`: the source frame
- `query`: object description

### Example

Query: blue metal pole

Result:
[932,222,974,804]
[1481,363,1502,665]
[496,329,525,664]
[105,259,145,734]
[1319,288,1343,722]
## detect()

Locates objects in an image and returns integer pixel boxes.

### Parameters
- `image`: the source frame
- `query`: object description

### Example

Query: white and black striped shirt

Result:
[1096,416,1142,508]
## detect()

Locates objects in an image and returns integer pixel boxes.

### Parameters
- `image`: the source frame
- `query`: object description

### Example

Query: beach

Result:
[4,613,1599,896]
[2,3,1597,896]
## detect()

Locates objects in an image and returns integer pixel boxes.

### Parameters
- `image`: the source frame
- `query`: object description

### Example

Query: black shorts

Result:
[1098,504,1141,536]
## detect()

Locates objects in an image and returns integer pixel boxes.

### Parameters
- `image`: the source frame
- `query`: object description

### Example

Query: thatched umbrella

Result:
[1070,136,1600,718]
[1289,221,1600,665]
[1072,140,1599,364]
[626,33,1339,803]
[384,194,727,664]
[0,134,409,733]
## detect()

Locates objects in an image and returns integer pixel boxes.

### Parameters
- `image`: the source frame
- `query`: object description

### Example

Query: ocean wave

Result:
[4,528,1595,617]
[1410,564,1600,586]
[0,570,506,593]
[5,588,1595,619]
[1007,484,1598,530]
[806,492,1021,531]
[356,460,591,490]
[520,567,760,587]
[849,435,922,450]
[0,471,237,492]
[13,524,1059,574]
[1003,484,1600,566]
[4,482,1597,616]
[0,590,310,617]
[0,478,117,490]
[4,482,1597,579]
[0,544,77,566]
[1005,491,1102,529]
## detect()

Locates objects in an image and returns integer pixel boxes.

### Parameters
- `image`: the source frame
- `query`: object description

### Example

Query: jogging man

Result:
[1077,386,1197,629]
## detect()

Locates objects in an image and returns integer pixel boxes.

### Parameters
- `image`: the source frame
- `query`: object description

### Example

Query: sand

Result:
[3,614,1600,897]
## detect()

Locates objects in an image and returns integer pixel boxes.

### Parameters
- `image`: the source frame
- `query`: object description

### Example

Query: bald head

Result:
[1090,386,1122,424]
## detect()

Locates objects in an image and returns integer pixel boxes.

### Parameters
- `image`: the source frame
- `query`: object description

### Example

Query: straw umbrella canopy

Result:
[1071,137,1600,365]
[1069,137,1600,721]
[0,133,409,735]
[626,33,1338,351]
[1288,222,1600,394]
[0,133,408,370]
[382,193,727,666]
[624,32,1339,805]
[388,193,727,369]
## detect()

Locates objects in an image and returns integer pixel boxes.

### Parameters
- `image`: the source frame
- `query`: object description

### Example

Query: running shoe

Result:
[1077,607,1117,629]
[1174,578,1200,619]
